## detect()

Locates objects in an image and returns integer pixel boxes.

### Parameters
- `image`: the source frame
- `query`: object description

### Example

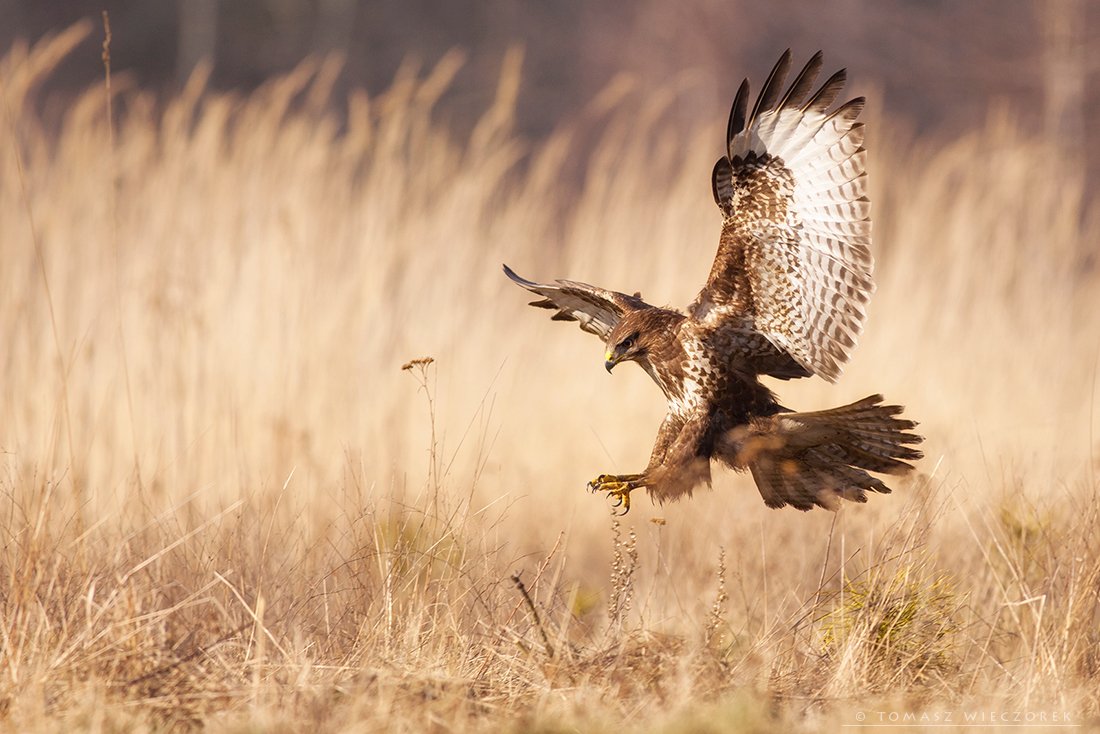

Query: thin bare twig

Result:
[511,571,554,659]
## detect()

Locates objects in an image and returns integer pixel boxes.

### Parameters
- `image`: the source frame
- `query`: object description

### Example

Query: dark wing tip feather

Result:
[726,78,751,154]
[802,68,847,112]
[777,51,824,110]
[502,263,537,289]
[747,49,793,127]
[827,96,865,123]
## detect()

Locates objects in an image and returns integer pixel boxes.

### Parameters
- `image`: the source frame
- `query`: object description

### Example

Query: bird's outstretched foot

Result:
[586,473,644,515]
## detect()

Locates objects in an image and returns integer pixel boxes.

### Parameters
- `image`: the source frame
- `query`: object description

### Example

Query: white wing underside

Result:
[698,51,875,382]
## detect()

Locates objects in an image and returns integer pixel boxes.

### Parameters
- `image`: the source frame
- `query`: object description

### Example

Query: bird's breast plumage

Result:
[655,320,781,426]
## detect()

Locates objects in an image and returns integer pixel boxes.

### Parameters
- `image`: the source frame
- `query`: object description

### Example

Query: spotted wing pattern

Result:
[690,50,874,382]
[503,264,650,340]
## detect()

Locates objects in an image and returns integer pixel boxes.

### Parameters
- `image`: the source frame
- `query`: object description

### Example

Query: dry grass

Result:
[2,24,1100,732]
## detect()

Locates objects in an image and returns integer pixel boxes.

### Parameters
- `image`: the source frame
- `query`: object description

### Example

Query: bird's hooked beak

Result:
[604,349,619,373]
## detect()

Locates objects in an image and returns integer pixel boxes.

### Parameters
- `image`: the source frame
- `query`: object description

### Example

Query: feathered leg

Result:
[587,411,710,514]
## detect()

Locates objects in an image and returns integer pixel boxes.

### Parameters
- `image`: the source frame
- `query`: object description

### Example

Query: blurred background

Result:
[3,0,1097,181]
[3,3,1100,727]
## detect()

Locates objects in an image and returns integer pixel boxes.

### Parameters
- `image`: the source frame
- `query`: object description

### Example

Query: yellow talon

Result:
[589,473,642,515]
[586,473,643,514]
[606,485,632,515]
[586,473,616,493]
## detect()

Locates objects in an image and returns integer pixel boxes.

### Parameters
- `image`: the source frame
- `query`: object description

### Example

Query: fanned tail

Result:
[740,394,923,511]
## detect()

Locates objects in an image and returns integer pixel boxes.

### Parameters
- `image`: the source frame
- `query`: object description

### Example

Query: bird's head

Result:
[604,314,649,373]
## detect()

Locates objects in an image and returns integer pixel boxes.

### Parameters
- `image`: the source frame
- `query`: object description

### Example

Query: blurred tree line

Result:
[2,0,1095,180]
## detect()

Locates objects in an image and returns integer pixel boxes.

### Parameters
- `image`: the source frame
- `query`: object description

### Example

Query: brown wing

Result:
[642,411,712,504]
[689,50,874,382]
[503,264,650,340]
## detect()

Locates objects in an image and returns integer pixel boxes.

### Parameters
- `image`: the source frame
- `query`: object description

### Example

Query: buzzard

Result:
[504,50,922,514]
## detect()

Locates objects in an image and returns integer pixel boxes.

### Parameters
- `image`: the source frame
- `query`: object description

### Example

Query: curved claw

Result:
[610,489,631,515]
[586,473,642,515]
[587,474,615,493]
[603,484,633,514]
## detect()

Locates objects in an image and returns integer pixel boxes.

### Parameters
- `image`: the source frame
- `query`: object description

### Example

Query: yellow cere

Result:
[605,350,613,362]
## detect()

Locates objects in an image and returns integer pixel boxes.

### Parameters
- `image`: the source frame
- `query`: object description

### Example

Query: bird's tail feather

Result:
[741,394,923,511]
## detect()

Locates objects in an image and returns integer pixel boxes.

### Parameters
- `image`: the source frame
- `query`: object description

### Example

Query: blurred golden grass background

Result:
[2,23,1100,732]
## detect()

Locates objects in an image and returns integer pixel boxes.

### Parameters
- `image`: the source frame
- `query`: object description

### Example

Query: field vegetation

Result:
[2,23,1099,732]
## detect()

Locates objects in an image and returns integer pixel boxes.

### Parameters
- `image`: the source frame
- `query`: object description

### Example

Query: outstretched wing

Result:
[503,264,650,340]
[689,50,874,382]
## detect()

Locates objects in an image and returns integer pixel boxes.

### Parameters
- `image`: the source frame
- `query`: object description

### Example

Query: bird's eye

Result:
[621,335,636,350]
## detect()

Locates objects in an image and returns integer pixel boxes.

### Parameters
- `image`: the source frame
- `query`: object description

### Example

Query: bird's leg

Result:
[586,473,645,515]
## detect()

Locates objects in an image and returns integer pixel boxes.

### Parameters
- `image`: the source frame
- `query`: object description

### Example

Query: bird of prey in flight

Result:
[505,50,922,514]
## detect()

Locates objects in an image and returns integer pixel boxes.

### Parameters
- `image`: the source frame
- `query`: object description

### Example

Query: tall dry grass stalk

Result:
[1,24,1098,731]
